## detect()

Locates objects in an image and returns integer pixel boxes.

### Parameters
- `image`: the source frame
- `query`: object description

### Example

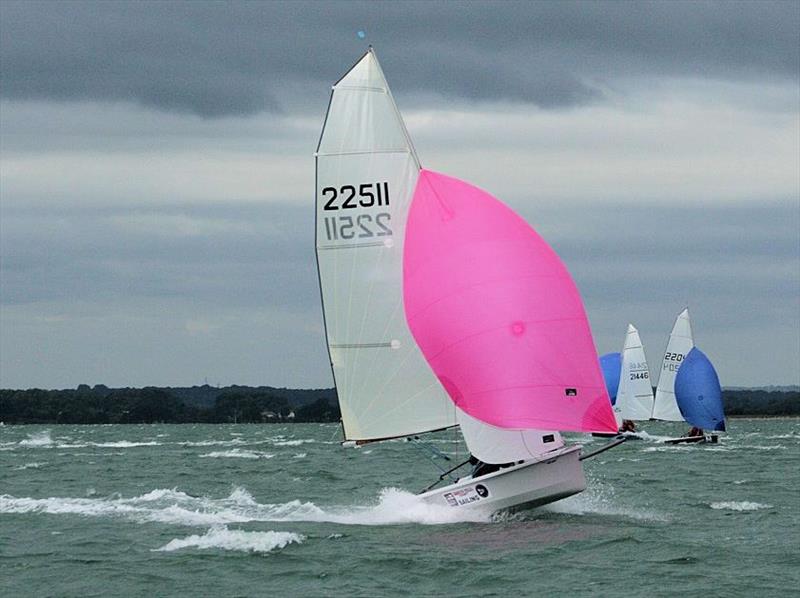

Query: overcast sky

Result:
[1,0,798,389]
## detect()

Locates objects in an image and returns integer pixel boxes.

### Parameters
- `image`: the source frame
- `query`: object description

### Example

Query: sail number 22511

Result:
[321,182,392,241]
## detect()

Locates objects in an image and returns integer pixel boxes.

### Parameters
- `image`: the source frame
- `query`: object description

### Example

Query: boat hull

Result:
[418,445,585,513]
[664,434,719,445]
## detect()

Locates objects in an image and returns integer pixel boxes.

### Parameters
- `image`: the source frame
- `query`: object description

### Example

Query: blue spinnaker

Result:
[674,347,726,431]
[599,352,622,405]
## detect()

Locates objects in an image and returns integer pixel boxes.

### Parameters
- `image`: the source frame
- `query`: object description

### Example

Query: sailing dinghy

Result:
[615,324,654,431]
[597,324,654,437]
[315,49,618,513]
[653,309,722,444]
[652,308,694,422]
[665,347,726,444]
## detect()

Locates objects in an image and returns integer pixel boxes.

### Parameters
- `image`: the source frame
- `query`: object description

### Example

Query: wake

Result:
[0,486,492,527]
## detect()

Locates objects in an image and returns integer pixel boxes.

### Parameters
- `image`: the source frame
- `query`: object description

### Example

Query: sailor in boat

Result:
[620,419,637,433]
[687,426,704,438]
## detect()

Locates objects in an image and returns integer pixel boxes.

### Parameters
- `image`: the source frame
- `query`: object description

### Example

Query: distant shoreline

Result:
[1,385,797,424]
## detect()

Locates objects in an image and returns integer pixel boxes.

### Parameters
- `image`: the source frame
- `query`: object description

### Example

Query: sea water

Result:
[1,419,798,596]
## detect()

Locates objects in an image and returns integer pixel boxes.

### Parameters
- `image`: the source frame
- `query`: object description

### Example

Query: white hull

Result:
[419,445,585,513]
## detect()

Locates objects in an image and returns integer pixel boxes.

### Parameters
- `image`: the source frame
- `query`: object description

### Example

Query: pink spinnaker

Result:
[403,170,618,434]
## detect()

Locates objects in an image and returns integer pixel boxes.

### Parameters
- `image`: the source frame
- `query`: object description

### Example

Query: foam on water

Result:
[177,439,252,447]
[19,431,55,447]
[12,432,165,450]
[199,449,274,459]
[272,439,315,447]
[0,486,492,527]
[14,462,47,470]
[633,431,678,444]
[544,482,668,522]
[93,441,161,448]
[709,501,773,511]
[155,526,304,554]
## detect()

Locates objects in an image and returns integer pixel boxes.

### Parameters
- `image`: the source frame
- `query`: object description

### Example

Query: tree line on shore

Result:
[0,386,340,424]
[0,385,797,425]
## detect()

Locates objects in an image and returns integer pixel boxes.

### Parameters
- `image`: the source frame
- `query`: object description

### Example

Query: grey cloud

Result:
[1,1,797,117]
[0,201,318,310]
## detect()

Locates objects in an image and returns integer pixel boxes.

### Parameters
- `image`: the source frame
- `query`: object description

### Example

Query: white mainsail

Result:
[315,49,456,441]
[615,324,654,421]
[652,308,694,421]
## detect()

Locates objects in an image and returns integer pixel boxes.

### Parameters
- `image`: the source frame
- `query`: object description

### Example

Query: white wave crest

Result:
[11,433,164,450]
[93,441,161,448]
[709,501,772,511]
[155,526,304,554]
[19,431,55,447]
[199,449,274,459]
[272,439,315,447]
[0,486,490,527]
[14,462,47,470]
[178,439,251,447]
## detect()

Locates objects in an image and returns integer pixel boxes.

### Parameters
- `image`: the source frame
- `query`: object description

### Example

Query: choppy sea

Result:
[1,419,798,597]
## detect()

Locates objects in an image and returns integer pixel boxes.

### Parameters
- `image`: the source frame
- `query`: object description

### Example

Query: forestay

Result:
[615,324,654,421]
[315,49,456,441]
[652,308,694,421]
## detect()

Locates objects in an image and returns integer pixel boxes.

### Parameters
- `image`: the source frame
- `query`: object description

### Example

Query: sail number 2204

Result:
[321,182,392,241]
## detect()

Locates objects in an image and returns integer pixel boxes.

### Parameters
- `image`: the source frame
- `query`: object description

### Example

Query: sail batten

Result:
[316,149,411,157]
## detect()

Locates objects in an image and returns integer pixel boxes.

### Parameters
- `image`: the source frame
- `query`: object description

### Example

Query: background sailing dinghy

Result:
[315,48,618,514]
[652,308,722,444]
[665,347,726,444]
[597,324,654,438]
[652,308,694,422]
